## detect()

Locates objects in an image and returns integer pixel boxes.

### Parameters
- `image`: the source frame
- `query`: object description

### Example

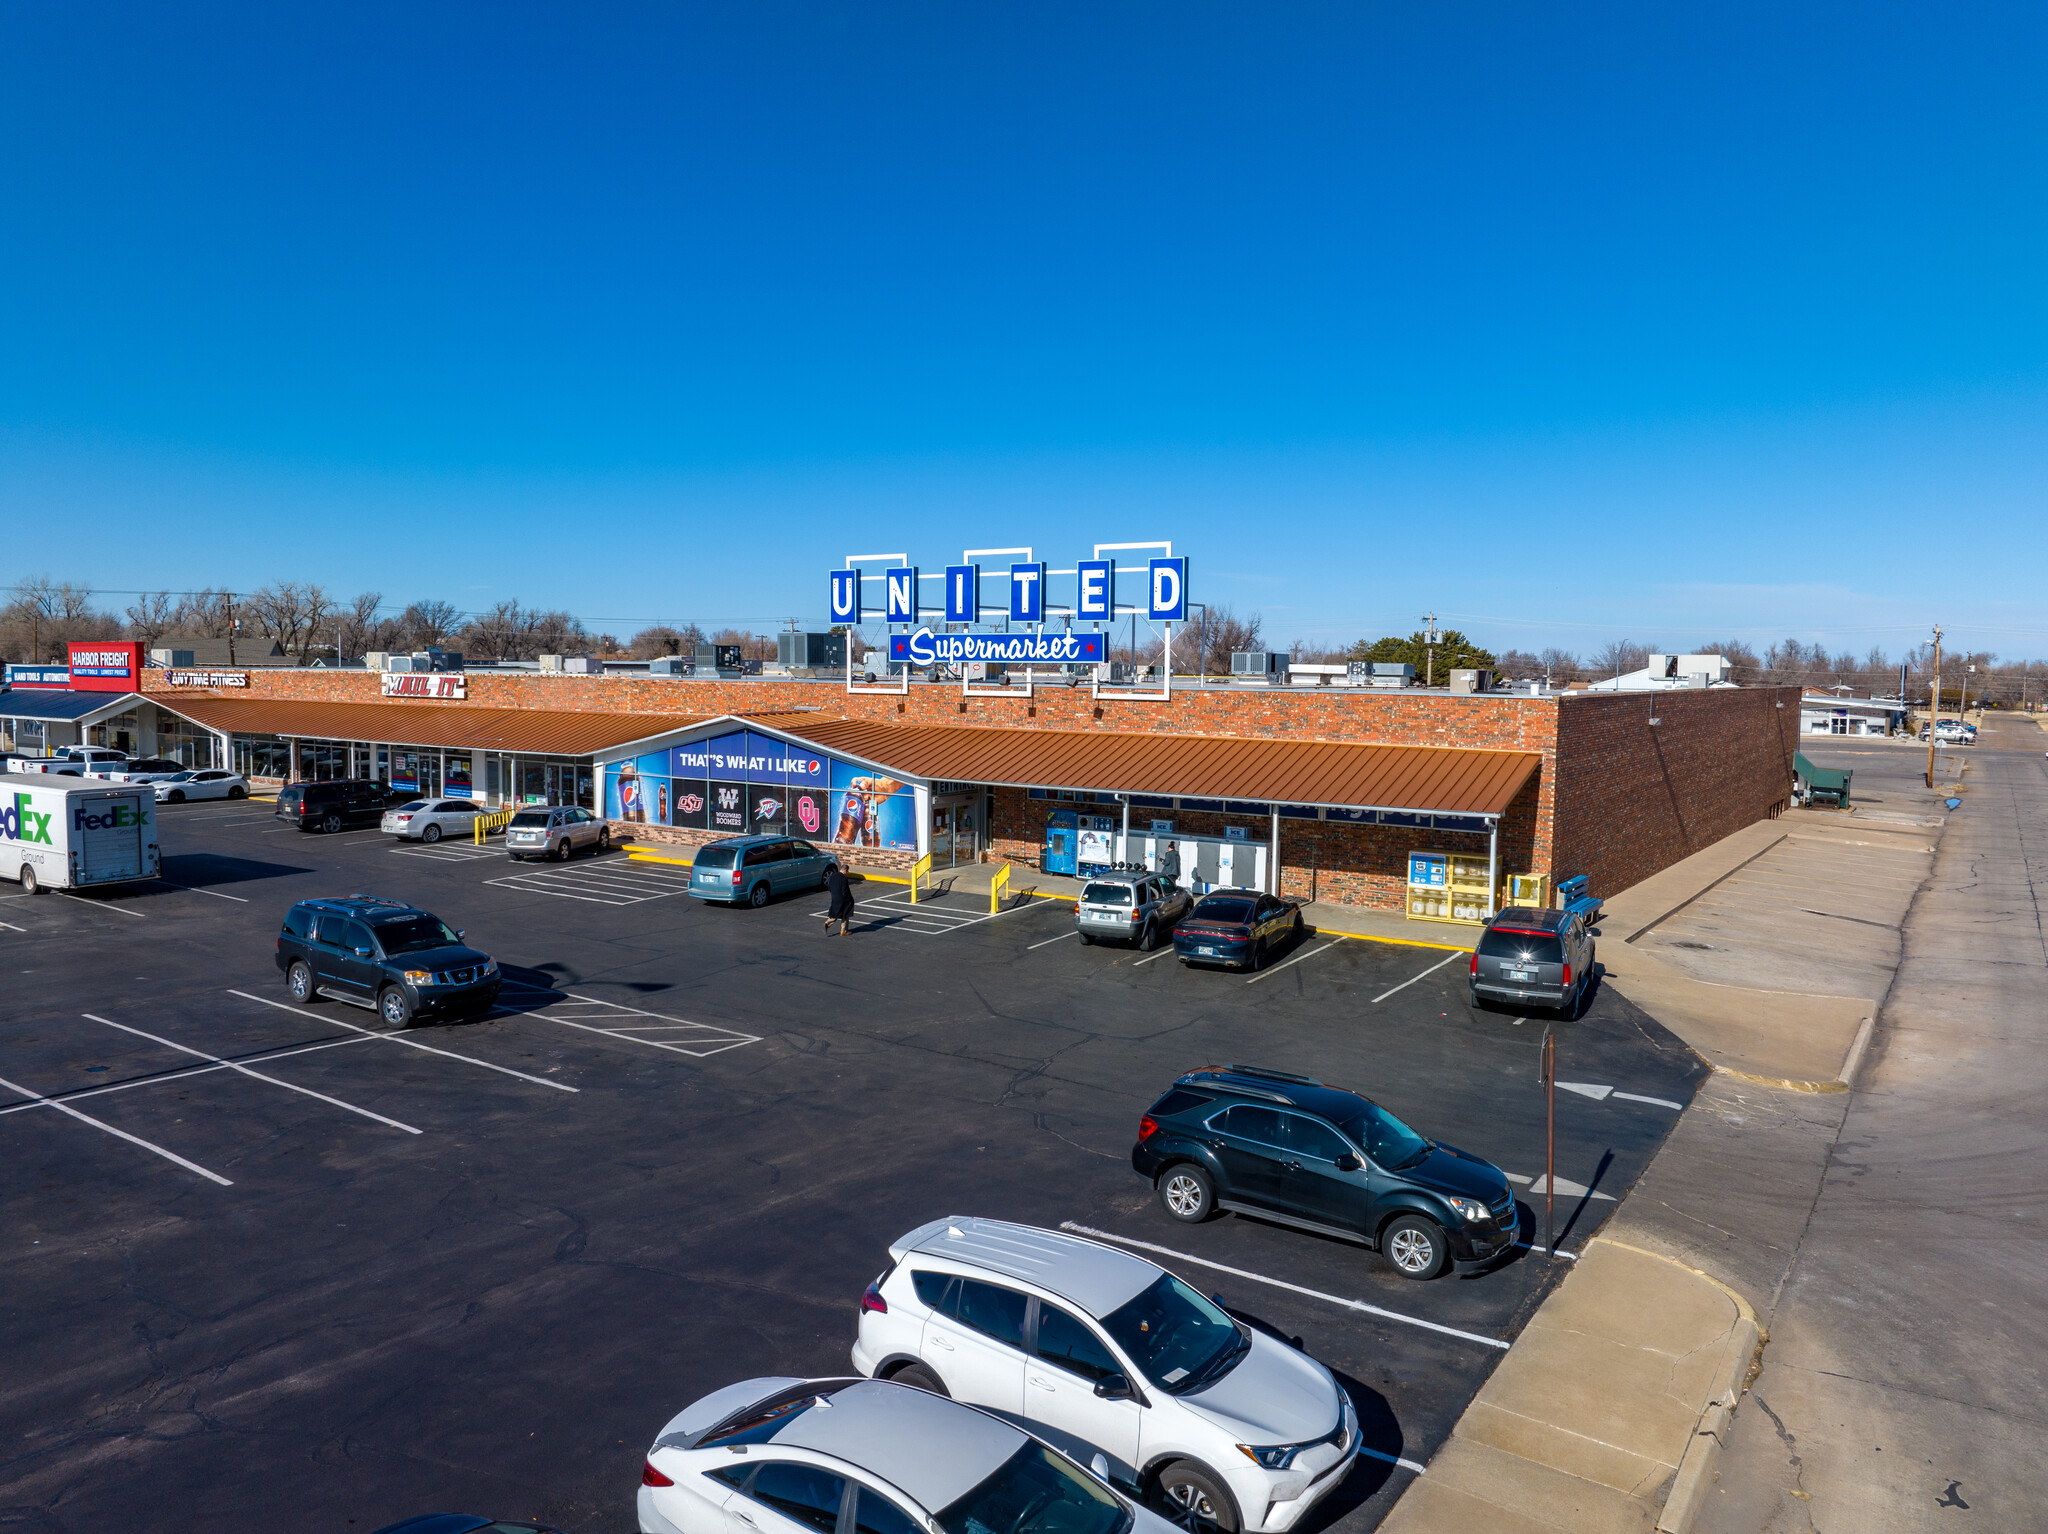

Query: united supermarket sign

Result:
[887,628,1106,666]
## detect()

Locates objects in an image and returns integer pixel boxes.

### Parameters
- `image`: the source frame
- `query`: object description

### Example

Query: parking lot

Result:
[0,796,1705,1533]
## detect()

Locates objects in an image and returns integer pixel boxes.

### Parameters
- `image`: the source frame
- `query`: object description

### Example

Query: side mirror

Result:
[1334,1153,1362,1172]
[1093,1373,1133,1401]
[352,945,374,958]
[456,930,467,939]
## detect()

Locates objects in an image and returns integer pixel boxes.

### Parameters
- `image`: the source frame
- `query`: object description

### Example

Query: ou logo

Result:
[797,795,822,834]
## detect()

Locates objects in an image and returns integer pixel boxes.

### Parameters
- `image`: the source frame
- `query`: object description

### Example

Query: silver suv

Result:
[1077,868,1192,950]
[1469,906,1596,1016]
[504,805,610,861]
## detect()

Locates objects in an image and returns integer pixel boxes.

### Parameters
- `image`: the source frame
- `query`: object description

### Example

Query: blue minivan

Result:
[688,835,839,907]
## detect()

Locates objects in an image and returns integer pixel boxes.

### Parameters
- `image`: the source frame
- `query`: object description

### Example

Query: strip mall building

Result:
[3,650,1802,915]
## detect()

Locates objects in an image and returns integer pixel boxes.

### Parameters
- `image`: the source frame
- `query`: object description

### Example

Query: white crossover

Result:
[851,1219,1360,1534]
[637,1375,1183,1534]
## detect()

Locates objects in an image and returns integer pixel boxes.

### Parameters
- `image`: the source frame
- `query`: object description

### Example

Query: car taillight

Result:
[860,1282,888,1314]
[642,1460,674,1488]
[1130,911,1143,922]
[1138,1115,1159,1141]
[730,869,743,884]
[1561,963,1572,989]
[1470,951,1479,976]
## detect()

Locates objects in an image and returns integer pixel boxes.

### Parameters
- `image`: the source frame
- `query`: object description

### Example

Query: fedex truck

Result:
[1,773,160,894]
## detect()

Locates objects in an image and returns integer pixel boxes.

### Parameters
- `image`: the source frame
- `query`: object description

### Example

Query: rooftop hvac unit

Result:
[562,655,598,674]
[778,631,848,669]
[1449,668,1493,695]
[386,654,416,673]
[539,654,563,672]
[1231,651,1283,677]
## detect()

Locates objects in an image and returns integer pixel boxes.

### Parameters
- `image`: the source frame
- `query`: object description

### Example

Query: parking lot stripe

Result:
[0,1070,234,1185]
[1356,1445,1429,1475]
[226,990,580,1092]
[57,892,144,917]
[150,877,250,903]
[1058,1222,1510,1351]
[0,1035,380,1117]
[1611,1091,1685,1110]
[83,1014,423,1133]
[1130,945,1179,966]
[1028,931,1079,950]
[498,983,761,1058]
[1369,951,1462,1004]
[1245,935,1349,985]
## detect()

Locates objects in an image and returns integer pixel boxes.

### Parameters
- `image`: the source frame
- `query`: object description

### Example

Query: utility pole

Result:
[226,591,238,667]
[1424,612,1440,688]
[1926,624,1941,789]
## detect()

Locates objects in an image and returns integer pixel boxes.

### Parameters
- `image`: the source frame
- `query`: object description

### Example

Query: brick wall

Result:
[1550,686,1799,899]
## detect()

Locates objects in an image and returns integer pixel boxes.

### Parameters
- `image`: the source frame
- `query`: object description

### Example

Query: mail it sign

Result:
[381,673,467,699]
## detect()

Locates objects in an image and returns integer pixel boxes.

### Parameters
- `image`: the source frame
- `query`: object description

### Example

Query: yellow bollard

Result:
[909,852,932,904]
[990,861,1011,914]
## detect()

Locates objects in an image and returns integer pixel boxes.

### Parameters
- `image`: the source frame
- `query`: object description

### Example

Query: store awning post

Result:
[1270,804,1280,895]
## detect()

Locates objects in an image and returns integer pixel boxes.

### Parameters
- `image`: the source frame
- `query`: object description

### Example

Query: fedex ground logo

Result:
[74,802,145,834]
[2,793,54,845]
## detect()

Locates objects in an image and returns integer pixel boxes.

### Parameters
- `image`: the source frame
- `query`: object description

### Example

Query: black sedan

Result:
[1172,890,1303,970]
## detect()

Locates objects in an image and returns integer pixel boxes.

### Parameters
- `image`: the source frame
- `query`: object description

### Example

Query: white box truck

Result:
[1,772,160,894]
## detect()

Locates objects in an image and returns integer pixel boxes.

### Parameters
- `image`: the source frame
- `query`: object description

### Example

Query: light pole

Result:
[1926,625,1941,789]
[1424,612,1440,688]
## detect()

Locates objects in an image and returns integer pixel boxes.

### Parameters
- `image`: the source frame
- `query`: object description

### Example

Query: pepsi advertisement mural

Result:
[604,731,900,846]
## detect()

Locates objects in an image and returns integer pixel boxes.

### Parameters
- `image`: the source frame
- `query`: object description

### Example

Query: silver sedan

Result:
[381,797,485,843]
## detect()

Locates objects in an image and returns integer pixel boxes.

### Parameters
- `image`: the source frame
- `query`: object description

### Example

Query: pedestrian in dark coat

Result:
[1159,841,1182,883]
[824,864,856,935]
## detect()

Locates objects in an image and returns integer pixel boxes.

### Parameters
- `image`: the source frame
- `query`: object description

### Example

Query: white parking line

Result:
[83,1014,421,1133]
[0,1070,233,1185]
[1131,945,1179,966]
[150,877,250,903]
[1370,951,1462,1004]
[497,983,760,1058]
[58,893,143,918]
[226,990,579,1091]
[1028,930,1079,950]
[0,1035,379,1118]
[1058,1222,1510,1351]
[1245,936,1349,985]
[1612,1090,1685,1111]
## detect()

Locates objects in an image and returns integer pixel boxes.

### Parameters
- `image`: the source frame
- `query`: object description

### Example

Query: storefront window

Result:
[3,719,48,753]
[297,740,353,782]
[233,735,292,780]
[445,753,474,798]
[158,715,220,768]
[88,709,141,754]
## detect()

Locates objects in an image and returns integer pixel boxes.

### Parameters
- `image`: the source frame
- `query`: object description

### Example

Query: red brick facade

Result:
[141,668,1795,908]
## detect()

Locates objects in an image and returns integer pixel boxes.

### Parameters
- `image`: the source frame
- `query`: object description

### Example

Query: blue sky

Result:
[4,3,2045,658]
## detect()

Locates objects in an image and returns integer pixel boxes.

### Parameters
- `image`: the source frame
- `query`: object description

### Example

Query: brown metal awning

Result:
[780,718,1540,816]
[152,695,753,757]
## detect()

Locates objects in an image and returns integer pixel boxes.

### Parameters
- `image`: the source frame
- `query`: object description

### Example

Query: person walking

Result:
[1159,840,1182,884]
[824,862,856,936]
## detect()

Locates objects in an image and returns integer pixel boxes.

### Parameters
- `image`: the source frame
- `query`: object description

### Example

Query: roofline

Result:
[0,690,146,727]
[590,713,939,790]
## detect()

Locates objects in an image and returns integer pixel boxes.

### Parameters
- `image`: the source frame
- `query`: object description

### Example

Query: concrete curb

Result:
[1712,1010,1875,1095]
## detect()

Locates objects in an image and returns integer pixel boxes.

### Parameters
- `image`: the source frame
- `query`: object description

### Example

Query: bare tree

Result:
[459,600,531,661]
[398,599,460,650]
[1495,649,1543,680]
[327,592,389,662]
[247,581,334,663]
[174,589,240,638]
[1692,640,1761,685]
[1592,639,1650,680]
[1538,647,1581,682]
[529,609,590,657]
[124,592,181,651]
[629,624,706,658]
[0,577,121,663]
[710,628,776,662]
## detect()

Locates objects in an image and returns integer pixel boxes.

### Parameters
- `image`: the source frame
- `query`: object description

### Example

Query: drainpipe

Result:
[1119,793,1130,863]
[1270,804,1281,896]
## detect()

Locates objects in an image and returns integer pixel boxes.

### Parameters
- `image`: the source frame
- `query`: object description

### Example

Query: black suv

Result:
[1469,906,1595,1017]
[277,896,500,1028]
[1130,1064,1518,1280]
[276,780,401,833]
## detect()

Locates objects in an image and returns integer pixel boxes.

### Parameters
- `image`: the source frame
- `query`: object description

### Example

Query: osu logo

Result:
[678,794,704,815]
[3,793,54,844]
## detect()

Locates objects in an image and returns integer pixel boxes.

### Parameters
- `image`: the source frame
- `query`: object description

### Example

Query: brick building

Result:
[62,663,1803,913]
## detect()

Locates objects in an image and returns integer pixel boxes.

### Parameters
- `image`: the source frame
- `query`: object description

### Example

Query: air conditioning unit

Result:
[1450,668,1493,695]
[1369,663,1416,688]
[539,654,563,672]
[385,654,416,673]
[778,631,848,669]
[1231,651,1283,677]
[562,655,598,674]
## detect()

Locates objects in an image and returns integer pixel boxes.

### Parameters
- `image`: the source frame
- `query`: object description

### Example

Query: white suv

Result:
[851,1218,1359,1534]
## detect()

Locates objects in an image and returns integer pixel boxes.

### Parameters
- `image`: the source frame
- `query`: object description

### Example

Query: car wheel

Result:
[887,1362,949,1396]
[322,812,343,834]
[1469,985,1489,1012]
[749,881,771,908]
[287,961,317,1003]
[1382,1214,1450,1280]
[1153,1462,1239,1534]
[596,826,610,852]
[1079,932,1095,945]
[378,986,414,1029]
[166,789,185,803]
[1158,1164,1215,1223]
[818,862,836,889]
[1249,937,1266,972]
[422,823,442,844]
[1139,921,1156,950]
[19,864,39,895]
[228,784,246,799]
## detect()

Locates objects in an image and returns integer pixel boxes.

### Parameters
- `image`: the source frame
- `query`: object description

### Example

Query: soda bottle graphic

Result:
[657,783,670,824]
[833,789,866,845]
[618,763,645,823]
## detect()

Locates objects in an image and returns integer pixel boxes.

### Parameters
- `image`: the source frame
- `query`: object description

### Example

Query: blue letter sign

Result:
[885,566,919,624]
[1075,559,1113,620]
[1147,557,1187,621]
[944,564,979,624]
[1009,561,1046,623]
[829,569,861,624]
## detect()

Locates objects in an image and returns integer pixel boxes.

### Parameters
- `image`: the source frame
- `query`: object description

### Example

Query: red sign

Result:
[380,672,467,700]
[66,641,143,692]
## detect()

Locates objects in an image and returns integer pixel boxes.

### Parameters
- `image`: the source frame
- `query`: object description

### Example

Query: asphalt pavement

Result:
[0,798,1702,1533]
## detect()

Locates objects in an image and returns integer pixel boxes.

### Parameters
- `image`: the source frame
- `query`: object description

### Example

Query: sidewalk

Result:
[1378,1239,1760,1534]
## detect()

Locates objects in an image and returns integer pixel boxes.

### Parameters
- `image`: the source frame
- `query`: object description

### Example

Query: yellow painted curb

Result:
[1307,928,1471,952]
[625,851,694,868]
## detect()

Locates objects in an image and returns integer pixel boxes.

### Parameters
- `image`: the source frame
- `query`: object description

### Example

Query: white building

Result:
[1581,654,1737,691]
[1800,692,1908,738]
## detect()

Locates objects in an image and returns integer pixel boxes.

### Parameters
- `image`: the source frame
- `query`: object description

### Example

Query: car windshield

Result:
[1099,1273,1247,1395]
[1339,1099,1433,1171]
[508,810,552,827]
[162,771,196,782]
[936,1441,1130,1534]
[693,846,738,868]
[1191,898,1254,924]
[1082,883,1133,905]
[371,915,463,954]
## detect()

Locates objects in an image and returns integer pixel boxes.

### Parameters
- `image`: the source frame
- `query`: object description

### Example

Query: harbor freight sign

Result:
[888,629,1107,666]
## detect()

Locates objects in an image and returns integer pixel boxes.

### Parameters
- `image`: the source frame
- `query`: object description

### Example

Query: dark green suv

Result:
[1130,1064,1519,1280]
[276,895,500,1028]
